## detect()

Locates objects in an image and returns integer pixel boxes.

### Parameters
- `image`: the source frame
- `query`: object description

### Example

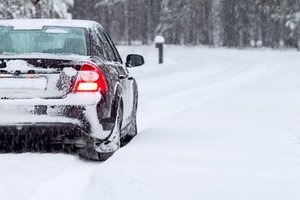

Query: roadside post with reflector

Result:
[155,36,165,64]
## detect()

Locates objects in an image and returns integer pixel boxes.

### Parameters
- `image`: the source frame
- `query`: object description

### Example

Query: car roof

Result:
[0,19,103,30]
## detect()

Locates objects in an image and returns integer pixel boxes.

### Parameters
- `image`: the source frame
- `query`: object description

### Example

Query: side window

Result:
[91,28,107,59]
[98,29,117,62]
[103,32,123,64]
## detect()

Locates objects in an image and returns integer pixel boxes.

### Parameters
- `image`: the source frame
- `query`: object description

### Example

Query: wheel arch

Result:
[110,82,124,120]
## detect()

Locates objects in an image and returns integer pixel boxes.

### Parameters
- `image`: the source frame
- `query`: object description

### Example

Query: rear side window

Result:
[98,29,117,62]
[104,32,123,64]
[91,28,107,58]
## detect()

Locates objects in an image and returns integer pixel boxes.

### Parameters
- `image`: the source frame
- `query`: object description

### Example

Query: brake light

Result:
[74,62,108,93]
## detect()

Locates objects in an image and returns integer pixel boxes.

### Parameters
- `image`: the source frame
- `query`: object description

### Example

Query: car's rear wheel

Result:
[97,100,123,161]
[79,100,123,161]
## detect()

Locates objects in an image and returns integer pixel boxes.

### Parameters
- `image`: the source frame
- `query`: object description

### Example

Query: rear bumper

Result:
[0,123,93,151]
[0,92,111,140]
[0,93,102,106]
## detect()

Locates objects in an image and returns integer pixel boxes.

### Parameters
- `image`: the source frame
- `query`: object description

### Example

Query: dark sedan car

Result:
[0,19,144,161]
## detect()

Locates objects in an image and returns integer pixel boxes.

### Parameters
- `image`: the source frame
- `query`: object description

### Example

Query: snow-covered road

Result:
[1,46,300,200]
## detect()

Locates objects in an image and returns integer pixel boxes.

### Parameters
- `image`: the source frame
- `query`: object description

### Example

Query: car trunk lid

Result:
[0,58,83,99]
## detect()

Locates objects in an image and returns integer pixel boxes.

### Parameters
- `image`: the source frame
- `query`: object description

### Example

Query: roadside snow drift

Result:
[1,46,300,200]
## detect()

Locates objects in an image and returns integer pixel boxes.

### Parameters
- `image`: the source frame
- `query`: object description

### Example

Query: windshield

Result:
[0,26,87,56]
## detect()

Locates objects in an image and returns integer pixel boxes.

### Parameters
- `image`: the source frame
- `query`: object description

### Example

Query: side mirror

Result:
[126,54,144,68]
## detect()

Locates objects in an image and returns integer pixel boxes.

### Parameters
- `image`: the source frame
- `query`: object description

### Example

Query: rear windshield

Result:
[0,26,87,56]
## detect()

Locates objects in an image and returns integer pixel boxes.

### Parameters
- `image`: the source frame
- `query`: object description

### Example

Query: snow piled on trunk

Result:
[0,46,300,200]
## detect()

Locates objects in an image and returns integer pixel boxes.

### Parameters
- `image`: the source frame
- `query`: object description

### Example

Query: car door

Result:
[97,28,134,128]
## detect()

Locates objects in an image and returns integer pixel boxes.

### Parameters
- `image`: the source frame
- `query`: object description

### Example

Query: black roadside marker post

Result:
[34,0,41,5]
[155,36,165,64]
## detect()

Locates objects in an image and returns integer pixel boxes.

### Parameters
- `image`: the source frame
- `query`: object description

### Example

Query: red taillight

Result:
[74,62,108,93]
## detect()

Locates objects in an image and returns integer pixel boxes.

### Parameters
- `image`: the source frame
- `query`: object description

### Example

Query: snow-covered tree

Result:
[3,0,300,48]
[0,0,73,19]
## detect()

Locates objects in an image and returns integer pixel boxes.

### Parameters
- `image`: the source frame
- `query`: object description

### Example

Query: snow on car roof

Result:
[0,19,103,30]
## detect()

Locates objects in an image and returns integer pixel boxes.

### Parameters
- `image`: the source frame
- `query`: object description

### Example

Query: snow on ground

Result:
[1,45,300,200]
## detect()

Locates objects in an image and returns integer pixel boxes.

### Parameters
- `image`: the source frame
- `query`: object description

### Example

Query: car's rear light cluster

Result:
[74,62,108,93]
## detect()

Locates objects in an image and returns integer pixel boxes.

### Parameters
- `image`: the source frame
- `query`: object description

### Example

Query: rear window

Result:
[0,26,87,55]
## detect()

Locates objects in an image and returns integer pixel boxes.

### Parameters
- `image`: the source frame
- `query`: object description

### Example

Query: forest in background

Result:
[1,0,300,48]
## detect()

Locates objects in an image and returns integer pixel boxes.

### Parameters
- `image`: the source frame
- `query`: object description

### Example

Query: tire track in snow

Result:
[82,171,154,200]
[0,154,97,200]
[25,160,98,200]
[0,154,79,199]
[138,64,281,129]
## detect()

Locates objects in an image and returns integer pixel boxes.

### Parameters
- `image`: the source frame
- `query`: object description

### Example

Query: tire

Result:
[79,100,123,161]
[97,100,123,161]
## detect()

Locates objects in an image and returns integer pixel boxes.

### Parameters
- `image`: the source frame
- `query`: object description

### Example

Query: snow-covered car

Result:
[0,19,144,161]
